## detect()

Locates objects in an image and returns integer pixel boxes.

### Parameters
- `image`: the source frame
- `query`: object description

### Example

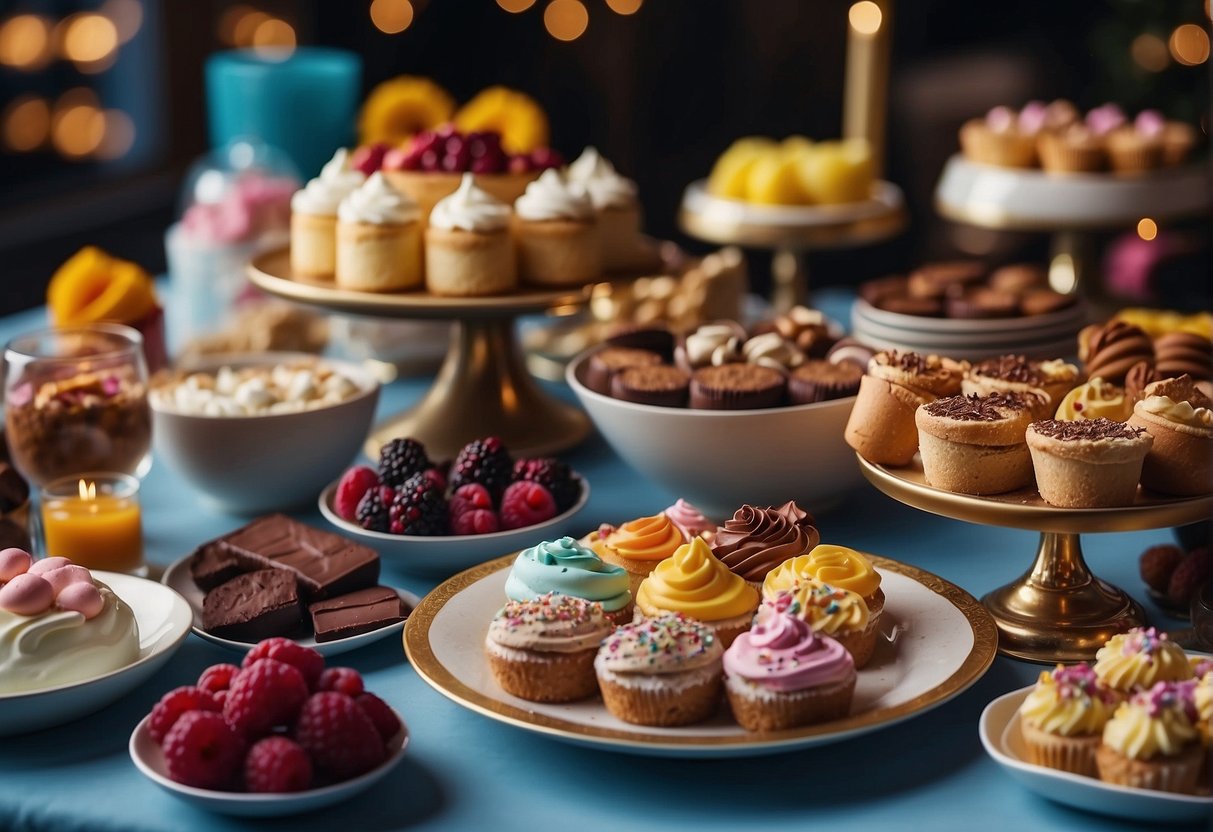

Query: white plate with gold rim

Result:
[980,685,1213,823]
[404,553,997,758]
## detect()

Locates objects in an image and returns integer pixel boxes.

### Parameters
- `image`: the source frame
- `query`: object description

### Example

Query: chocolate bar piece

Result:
[189,541,245,591]
[202,569,303,642]
[308,586,408,643]
[222,514,379,600]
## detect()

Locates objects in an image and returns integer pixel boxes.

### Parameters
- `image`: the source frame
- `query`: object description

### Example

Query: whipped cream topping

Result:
[290,148,366,216]
[1138,395,1213,430]
[514,169,595,222]
[338,172,419,225]
[566,147,638,210]
[429,173,511,232]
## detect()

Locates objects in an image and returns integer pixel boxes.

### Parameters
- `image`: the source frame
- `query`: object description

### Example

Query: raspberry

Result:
[294,692,386,780]
[512,458,580,513]
[317,667,364,697]
[242,637,325,689]
[334,466,380,522]
[499,481,557,530]
[197,663,240,695]
[449,437,513,499]
[1140,544,1184,593]
[388,471,448,536]
[422,467,447,492]
[449,483,493,516]
[451,508,499,535]
[356,485,395,533]
[1169,548,1211,606]
[163,710,244,790]
[224,659,309,739]
[244,736,313,793]
[356,692,402,743]
[378,438,431,488]
[149,686,220,744]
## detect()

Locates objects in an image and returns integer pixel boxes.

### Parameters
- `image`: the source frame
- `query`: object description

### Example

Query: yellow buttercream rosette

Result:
[635,538,758,623]
[1092,628,1192,694]
[762,544,882,601]
[594,513,686,564]
[1102,695,1199,761]
[776,579,868,636]
[1020,665,1118,737]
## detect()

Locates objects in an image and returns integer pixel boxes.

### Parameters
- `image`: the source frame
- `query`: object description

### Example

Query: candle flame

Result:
[78,479,97,500]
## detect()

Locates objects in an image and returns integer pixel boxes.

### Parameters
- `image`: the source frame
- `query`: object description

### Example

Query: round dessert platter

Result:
[678,179,907,309]
[129,709,409,817]
[160,557,421,657]
[317,478,591,578]
[404,552,997,758]
[858,454,1213,664]
[979,683,1212,823]
[0,571,192,736]
[247,246,593,459]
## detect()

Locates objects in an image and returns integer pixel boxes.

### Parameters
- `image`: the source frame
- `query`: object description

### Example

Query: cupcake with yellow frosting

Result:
[1096,681,1203,794]
[1055,377,1133,422]
[595,613,723,727]
[590,512,687,594]
[634,537,760,648]
[767,579,877,668]
[1092,627,1193,696]
[1019,664,1120,776]
[763,544,885,634]
[710,501,820,590]
[504,537,633,624]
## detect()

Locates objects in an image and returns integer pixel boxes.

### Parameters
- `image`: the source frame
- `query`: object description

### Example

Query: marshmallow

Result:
[0,573,55,615]
[55,582,105,619]
[0,548,32,582]
[28,557,72,576]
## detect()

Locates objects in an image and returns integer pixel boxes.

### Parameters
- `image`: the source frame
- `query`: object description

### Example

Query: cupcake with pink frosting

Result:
[662,498,714,541]
[0,549,140,694]
[723,605,856,731]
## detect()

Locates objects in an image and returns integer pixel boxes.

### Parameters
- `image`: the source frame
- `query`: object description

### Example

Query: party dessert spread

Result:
[150,360,364,417]
[0,550,140,693]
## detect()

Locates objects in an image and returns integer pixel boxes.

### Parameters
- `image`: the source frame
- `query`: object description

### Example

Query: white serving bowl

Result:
[566,350,862,518]
[151,352,379,514]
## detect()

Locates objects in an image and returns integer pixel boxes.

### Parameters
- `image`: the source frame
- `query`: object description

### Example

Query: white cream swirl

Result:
[567,147,638,210]
[515,169,595,222]
[429,173,511,232]
[290,148,366,216]
[1138,395,1213,430]
[338,172,419,225]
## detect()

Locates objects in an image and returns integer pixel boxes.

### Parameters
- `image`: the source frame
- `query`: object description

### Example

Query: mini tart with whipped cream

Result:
[961,354,1079,418]
[1096,682,1204,794]
[763,544,885,628]
[1026,418,1153,508]
[504,537,632,623]
[335,172,422,292]
[1018,663,1120,777]
[425,174,517,297]
[595,612,723,727]
[634,537,759,648]
[915,392,1036,495]
[512,169,601,287]
[1092,627,1193,695]
[767,579,877,669]
[1055,376,1133,422]
[290,148,366,278]
[589,512,687,594]
[1126,376,1213,496]
[723,606,856,732]
[566,147,652,273]
[710,501,820,589]
[484,593,613,703]
[0,551,140,694]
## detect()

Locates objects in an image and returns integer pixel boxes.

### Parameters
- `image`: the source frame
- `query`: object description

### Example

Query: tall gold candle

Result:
[843,0,891,178]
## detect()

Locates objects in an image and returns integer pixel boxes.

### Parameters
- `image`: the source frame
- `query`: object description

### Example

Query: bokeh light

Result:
[96,109,136,159]
[234,10,270,46]
[1169,23,1210,65]
[1137,218,1158,241]
[1130,33,1169,72]
[849,1,882,35]
[497,0,537,12]
[52,102,106,158]
[2,96,51,152]
[0,14,53,71]
[102,0,143,44]
[251,17,297,55]
[606,0,643,14]
[371,0,414,33]
[544,0,588,41]
[59,13,119,63]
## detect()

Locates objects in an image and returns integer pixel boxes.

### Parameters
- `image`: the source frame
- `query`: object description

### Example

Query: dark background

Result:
[0,0,1209,316]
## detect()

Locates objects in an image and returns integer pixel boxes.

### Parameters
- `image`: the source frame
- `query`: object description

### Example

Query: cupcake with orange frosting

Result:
[590,512,687,594]
[723,605,856,731]
[1018,663,1120,777]
[710,501,820,590]
[1092,627,1193,696]
[1096,681,1203,794]
[767,579,877,668]
[763,544,885,634]
[634,537,759,648]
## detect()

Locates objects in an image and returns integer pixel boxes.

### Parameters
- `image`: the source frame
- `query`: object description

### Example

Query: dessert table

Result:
[0,294,1200,832]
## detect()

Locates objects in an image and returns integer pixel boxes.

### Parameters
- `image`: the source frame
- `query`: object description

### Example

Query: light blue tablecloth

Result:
[0,296,1199,832]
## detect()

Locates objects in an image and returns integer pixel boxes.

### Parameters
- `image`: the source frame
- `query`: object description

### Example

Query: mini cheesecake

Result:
[916,392,1036,495]
[1026,418,1153,508]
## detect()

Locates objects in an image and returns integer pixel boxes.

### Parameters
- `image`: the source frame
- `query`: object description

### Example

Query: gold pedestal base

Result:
[365,318,590,461]
[982,532,1145,663]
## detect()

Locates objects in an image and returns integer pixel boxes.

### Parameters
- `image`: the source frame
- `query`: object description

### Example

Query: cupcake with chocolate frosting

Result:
[710,501,820,588]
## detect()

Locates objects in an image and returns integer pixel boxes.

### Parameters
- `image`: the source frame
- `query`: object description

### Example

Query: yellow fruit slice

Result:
[780,135,815,163]
[796,139,875,204]
[48,247,155,327]
[745,151,809,205]
[454,86,549,154]
[359,76,457,146]
[706,137,776,200]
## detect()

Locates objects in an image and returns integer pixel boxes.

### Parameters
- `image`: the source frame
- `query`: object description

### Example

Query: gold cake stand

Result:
[678,179,907,311]
[248,247,591,460]
[858,454,1213,663]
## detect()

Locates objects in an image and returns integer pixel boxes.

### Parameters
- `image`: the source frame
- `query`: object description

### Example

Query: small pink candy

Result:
[1135,110,1165,138]
[0,548,33,582]
[55,582,105,620]
[42,565,94,596]
[0,573,55,615]
[28,557,72,576]
[986,106,1015,132]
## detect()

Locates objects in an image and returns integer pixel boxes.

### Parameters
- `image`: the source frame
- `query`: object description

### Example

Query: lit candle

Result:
[843,0,890,178]
[41,474,143,574]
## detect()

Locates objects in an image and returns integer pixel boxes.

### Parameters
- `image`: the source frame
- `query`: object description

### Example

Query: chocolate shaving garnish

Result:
[1030,418,1146,441]
[876,350,929,374]
[925,392,1031,421]
[973,355,1042,385]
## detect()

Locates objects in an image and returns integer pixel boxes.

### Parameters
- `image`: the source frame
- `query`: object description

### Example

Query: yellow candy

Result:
[48,247,156,327]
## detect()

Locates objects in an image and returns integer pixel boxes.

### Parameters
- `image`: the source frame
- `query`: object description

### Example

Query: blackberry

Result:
[512,458,580,512]
[449,437,513,500]
[378,438,431,487]
[355,486,394,532]
[388,472,449,535]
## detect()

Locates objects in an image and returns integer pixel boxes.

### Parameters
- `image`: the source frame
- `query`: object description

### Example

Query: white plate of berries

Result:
[319,436,591,577]
[129,638,408,817]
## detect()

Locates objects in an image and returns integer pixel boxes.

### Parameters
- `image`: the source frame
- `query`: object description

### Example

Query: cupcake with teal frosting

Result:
[505,536,633,622]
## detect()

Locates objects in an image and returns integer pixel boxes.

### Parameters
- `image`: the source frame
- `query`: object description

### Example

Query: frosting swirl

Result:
[766,580,868,636]
[711,501,820,583]
[337,172,419,225]
[566,147,638,210]
[290,148,366,215]
[486,593,612,653]
[430,173,511,232]
[514,169,595,222]
[1055,377,1132,422]
[595,613,721,675]
[1019,664,1119,737]
[1137,395,1213,431]
[723,607,854,692]
[763,544,882,600]
[504,537,631,612]
[594,513,686,563]
[1093,627,1193,692]
[635,537,759,622]
[663,498,713,540]
[1101,682,1199,760]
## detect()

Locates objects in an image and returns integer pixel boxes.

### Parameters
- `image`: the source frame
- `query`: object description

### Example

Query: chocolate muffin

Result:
[611,365,690,408]
[788,360,863,404]
[1154,332,1212,379]
[603,325,676,362]
[584,347,663,395]
[690,364,786,410]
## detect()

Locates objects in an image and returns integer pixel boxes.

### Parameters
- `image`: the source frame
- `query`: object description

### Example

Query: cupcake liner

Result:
[1106,137,1164,174]
[486,644,600,703]
[598,670,722,727]
[1020,721,1101,777]
[1037,133,1105,173]
[1095,743,1204,794]
[725,671,855,732]
[959,121,1038,168]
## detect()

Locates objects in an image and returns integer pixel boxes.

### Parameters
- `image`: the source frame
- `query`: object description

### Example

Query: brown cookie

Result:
[1019,288,1078,316]
[787,360,863,404]
[907,261,986,299]
[1155,331,1213,380]
[610,365,691,408]
[690,364,786,410]
[946,288,1020,319]
[859,274,909,305]
[989,263,1049,296]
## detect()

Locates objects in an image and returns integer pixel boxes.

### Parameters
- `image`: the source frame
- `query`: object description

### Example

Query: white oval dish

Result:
[129,709,408,817]
[0,571,192,736]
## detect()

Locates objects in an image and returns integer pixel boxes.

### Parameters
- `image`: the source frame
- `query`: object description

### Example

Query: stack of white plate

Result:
[851,297,1088,361]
